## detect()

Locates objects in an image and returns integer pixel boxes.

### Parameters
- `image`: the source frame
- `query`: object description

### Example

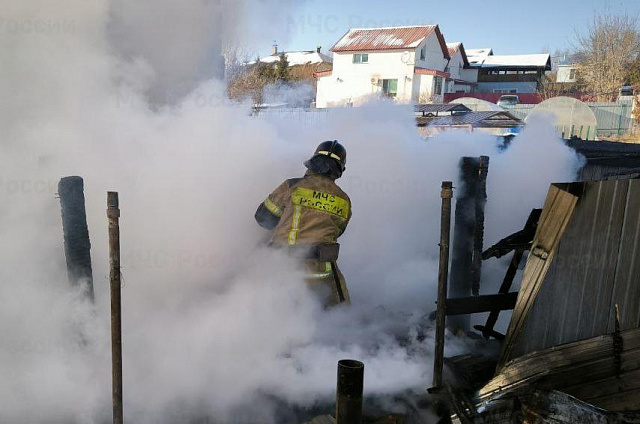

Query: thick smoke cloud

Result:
[108,0,302,103]
[0,1,582,423]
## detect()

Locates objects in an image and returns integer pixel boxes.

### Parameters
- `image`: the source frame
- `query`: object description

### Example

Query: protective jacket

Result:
[255,170,352,305]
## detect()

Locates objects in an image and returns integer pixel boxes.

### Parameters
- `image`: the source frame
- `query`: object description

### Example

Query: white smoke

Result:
[0,1,582,423]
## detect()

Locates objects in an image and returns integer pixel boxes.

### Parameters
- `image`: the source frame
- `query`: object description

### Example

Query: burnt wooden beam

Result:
[471,156,489,297]
[477,249,525,339]
[108,192,123,424]
[58,176,94,300]
[433,181,453,389]
[481,208,541,260]
[449,157,481,331]
[445,292,518,316]
[472,326,506,341]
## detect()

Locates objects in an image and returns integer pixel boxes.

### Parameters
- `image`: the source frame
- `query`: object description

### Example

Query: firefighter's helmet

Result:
[311,140,346,172]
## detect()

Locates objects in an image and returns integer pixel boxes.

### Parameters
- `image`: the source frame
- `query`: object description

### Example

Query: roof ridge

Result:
[348,24,436,31]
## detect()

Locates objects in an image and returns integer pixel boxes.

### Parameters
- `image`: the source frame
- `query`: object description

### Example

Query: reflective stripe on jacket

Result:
[255,171,352,246]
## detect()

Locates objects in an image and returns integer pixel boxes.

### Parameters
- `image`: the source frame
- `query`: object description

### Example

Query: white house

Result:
[315,26,460,108]
[556,64,578,83]
[256,45,333,67]
[446,42,477,94]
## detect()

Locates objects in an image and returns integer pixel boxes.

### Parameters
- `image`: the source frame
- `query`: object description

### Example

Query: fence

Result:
[251,107,329,126]
[251,101,636,140]
[503,99,635,139]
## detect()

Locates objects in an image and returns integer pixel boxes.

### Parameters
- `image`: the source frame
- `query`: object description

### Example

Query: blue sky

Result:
[263,0,639,57]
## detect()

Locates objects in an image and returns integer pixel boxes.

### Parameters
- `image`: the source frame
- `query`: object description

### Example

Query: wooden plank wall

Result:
[504,179,640,363]
[498,184,579,368]
[479,328,640,411]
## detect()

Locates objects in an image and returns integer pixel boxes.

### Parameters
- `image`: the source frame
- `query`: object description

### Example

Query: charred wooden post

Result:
[473,250,524,340]
[470,156,489,296]
[449,158,479,331]
[107,192,123,424]
[336,360,364,424]
[474,209,542,340]
[433,181,453,389]
[58,176,94,300]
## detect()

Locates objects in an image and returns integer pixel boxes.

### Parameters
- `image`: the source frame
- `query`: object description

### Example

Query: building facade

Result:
[314,26,552,107]
[556,64,579,83]
[473,54,552,94]
[447,42,477,94]
[315,26,461,108]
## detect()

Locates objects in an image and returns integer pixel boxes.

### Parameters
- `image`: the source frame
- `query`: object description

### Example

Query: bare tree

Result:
[575,13,640,101]
[221,41,256,81]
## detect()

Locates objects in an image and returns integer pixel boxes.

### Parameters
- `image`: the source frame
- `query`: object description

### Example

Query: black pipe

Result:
[58,176,94,301]
[336,359,364,424]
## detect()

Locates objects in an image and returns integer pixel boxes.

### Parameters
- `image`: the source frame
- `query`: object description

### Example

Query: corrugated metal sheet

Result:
[568,139,640,181]
[331,26,450,58]
[588,100,634,137]
[503,179,640,363]
[414,103,471,114]
[429,111,521,127]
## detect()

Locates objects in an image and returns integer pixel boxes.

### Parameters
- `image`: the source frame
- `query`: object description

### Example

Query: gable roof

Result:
[466,48,493,66]
[446,42,469,66]
[428,111,522,127]
[331,25,450,59]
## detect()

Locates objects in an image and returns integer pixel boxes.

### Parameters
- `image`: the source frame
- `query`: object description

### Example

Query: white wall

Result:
[556,65,577,83]
[315,32,449,108]
[416,74,445,103]
[415,34,448,71]
[460,68,478,83]
[316,50,417,107]
[447,50,464,81]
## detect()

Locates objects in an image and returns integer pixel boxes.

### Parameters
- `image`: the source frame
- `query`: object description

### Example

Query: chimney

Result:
[317,45,322,53]
[271,42,278,56]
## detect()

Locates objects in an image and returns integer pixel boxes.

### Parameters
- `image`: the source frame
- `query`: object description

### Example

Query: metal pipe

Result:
[58,176,94,300]
[433,181,453,388]
[107,192,123,424]
[335,359,364,424]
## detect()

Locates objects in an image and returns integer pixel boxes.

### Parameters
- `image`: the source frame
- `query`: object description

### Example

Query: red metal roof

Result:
[313,70,332,78]
[331,26,450,59]
[415,67,450,78]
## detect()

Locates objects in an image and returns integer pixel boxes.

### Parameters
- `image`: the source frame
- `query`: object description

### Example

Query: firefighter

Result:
[255,140,352,306]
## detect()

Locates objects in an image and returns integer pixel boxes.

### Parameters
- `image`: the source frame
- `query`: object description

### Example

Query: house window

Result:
[382,79,398,97]
[353,53,369,64]
[569,69,576,80]
[434,76,443,95]
[420,46,426,61]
